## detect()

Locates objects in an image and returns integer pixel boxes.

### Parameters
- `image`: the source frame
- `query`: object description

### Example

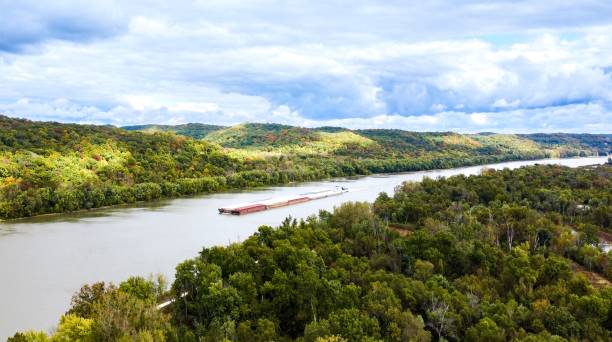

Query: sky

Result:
[0,0,611,133]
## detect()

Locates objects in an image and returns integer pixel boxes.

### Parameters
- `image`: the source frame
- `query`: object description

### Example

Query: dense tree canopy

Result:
[12,164,611,341]
[123,123,225,140]
[1,116,609,220]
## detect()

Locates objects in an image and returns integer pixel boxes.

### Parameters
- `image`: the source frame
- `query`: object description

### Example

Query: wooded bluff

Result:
[0,115,610,219]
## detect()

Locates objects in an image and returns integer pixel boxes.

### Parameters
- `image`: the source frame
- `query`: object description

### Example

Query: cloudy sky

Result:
[1,0,611,132]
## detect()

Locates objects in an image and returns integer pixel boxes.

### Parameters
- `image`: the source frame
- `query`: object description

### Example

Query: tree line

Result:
[10,164,611,341]
[1,115,609,220]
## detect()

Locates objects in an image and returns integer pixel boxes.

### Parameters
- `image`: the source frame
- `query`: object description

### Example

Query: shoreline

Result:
[1,155,606,223]
[0,155,608,339]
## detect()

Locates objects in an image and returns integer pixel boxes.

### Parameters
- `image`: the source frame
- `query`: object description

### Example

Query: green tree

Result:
[51,315,94,342]
[67,282,112,318]
[465,317,504,342]
[7,331,49,342]
[90,289,169,340]
[325,309,381,342]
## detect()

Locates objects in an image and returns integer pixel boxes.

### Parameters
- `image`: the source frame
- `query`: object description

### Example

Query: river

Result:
[0,156,607,338]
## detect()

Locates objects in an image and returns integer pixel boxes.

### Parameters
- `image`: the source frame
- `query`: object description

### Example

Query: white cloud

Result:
[1,98,609,134]
[291,103,611,133]
[492,99,520,109]
[470,113,489,125]
[0,1,611,132]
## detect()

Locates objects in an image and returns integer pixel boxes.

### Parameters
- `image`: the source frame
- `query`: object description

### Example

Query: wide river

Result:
[0,156,607,338]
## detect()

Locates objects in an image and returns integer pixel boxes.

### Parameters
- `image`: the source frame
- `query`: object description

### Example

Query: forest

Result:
[1,115,610,219]
[123,123,225,140]
[10,163,611,341]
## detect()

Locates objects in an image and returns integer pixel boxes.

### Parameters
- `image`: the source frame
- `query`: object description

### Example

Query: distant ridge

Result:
[123,123,225,139]
[123,121,611,156]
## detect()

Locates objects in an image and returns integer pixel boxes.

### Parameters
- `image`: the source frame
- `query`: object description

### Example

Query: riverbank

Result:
[0,156,608,339]
[1,154,605,223]
[8,158,611,341]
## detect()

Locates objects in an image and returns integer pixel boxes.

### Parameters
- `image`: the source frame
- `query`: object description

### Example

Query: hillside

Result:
[203,124,609,166]
[205,123,321,148]
[122,123,225,139]
[0,115,609,219]
[518,133,611,155]
[127,122,611,159]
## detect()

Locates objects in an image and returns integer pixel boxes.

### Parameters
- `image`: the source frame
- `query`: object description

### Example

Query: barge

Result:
[219,186,348,215]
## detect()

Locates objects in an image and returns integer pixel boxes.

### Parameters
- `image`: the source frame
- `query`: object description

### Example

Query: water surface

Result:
[0,157,607,338]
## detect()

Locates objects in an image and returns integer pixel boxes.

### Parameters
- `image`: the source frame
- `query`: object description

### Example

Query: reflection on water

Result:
[3,200,173,225]
[0,225,18,237]
[0,156,607,338]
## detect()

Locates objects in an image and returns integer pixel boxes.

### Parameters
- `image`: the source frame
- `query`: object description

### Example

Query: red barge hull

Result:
[219,187,348,215]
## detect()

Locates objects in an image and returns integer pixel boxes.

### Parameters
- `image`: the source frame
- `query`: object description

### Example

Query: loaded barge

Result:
[219,187,348,215]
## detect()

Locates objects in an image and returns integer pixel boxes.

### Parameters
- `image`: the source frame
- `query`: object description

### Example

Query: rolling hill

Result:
[123,123,225,139]
[126,122,611,158]
[0,115,609,219]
